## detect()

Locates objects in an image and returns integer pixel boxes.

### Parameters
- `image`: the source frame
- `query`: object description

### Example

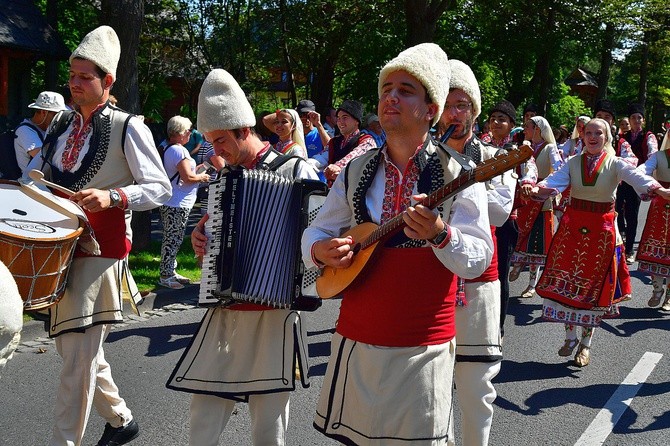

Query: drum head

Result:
[0,182,80,240]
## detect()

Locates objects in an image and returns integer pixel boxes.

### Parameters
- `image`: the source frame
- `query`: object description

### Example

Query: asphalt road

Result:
[1,202,669,445]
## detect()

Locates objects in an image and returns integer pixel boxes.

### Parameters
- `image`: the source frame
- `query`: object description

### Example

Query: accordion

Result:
[199,168,328,310]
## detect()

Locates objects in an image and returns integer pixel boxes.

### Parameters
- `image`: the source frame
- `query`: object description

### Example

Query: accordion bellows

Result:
[199,168,327,310]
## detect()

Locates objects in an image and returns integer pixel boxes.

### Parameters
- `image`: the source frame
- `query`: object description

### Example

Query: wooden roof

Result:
[0,0,69,58]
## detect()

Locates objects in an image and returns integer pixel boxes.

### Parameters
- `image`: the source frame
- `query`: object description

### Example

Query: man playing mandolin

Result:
[302,43,494,445]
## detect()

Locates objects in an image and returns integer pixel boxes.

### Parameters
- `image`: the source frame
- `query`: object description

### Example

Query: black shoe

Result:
[97,419,140,446]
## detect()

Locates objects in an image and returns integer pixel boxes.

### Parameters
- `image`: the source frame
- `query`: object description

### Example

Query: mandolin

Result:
[315,142,533,299]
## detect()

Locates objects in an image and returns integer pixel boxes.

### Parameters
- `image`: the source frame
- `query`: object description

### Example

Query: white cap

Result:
[28,91,67,112]
[197,69,256,134]
[378,43,451,126]
[448,60,481,119]
[69,26,120,81]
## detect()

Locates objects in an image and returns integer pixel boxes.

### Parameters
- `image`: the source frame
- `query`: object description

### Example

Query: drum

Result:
[0,180,83,310]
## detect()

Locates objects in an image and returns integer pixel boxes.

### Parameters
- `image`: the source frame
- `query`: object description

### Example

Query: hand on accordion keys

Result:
[191,214,209,258]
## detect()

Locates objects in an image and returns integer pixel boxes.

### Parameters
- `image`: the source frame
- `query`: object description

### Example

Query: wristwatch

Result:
[429,227,449,246]
[109,189,122,208]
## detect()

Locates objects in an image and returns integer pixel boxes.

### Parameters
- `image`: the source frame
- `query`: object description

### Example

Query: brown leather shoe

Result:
[648,290,664,307]
[509,264,522,282]
[574,344,590,367]
[558,339,579,357]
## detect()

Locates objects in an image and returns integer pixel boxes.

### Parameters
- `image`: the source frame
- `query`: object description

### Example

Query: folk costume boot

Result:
[648,276,665,307]
[574,344,590,367]
[662,289,670,311]
[509,263,522,282]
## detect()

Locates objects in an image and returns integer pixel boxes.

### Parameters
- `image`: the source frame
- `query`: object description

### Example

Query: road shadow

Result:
[508,297,543,327]
[495,359,581,384]
[495,380,670,434]
[106,321,200,357]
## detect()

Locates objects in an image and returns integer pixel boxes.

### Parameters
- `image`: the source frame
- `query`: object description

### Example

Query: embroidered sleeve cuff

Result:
[642,183,662,201]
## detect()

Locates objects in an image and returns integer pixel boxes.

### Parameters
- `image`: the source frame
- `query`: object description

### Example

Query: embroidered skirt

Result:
[511,199,554,266]
[537,201,617,327]
[637,194,670,278]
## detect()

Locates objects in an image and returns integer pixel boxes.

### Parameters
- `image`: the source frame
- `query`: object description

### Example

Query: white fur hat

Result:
[69,26,120,80]
[448,60,481,119]
[197,69,256,134]
[378,43,450,126]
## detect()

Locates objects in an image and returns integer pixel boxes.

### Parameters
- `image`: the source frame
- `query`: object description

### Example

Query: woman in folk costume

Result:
[510,115,563,298]
[262,108,308,159]
[530,119,670,367]
[560,115,591,160]
[636,129,670,310]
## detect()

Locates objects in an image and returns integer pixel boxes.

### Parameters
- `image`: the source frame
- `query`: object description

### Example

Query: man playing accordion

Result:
[167,68,318,446]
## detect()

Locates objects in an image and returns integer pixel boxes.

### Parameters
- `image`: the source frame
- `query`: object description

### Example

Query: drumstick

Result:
[28,170,75,197]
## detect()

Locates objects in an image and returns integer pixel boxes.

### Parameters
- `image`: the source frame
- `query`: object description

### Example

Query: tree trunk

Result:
[536,7,556,115]
[637,32,650,107]
[100,0,151,251]
[596,22,615,101]
[311,57,337,113]
[45,0,59,90]
[403,0,454,46]
[278,0,297,106]
[100,0,144,115]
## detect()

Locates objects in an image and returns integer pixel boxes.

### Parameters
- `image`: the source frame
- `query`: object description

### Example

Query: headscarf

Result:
[284,109,306,153]
[530,116,557,146]
[571,115,591,140]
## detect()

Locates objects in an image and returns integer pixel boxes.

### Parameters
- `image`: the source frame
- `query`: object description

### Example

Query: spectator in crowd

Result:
[158,115,211,290]
[322,106,337,138]
[296,99,330,159]
[184,127,205,158]
[14,91,68,175]
[262,108,308,158]
[308,99,376,185]
[361,113,386,147]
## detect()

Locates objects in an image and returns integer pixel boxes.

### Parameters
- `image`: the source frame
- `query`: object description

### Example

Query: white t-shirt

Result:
[163,143,198,209]
[14,119,45,173]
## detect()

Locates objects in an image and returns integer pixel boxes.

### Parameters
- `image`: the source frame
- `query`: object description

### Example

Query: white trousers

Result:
[189,392,290,446]
[452,361,501,446]
[50,324,132,446]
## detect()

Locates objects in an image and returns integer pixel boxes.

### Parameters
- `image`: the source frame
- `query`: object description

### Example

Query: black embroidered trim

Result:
[51,109,113,192]
[352,149,381,225]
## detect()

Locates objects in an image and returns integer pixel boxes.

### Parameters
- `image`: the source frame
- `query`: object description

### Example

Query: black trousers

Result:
[615,182,640,254]
[496,218,519,337]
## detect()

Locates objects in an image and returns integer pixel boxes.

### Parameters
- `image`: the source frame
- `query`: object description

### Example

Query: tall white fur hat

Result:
[197,69,256,134]
[69,26,120,81]
[448,60,481,119]
[378,43,450,126]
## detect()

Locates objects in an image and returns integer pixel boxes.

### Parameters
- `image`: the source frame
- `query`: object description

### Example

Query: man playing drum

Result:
[26,26,171,446]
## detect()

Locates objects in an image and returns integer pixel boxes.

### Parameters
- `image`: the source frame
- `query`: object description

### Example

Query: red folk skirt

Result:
[511,198,554,266]
[637,184,670,278]
[537,199,617,325]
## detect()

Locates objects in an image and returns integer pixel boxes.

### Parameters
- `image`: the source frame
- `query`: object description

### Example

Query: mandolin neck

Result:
[360,169,475,249]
